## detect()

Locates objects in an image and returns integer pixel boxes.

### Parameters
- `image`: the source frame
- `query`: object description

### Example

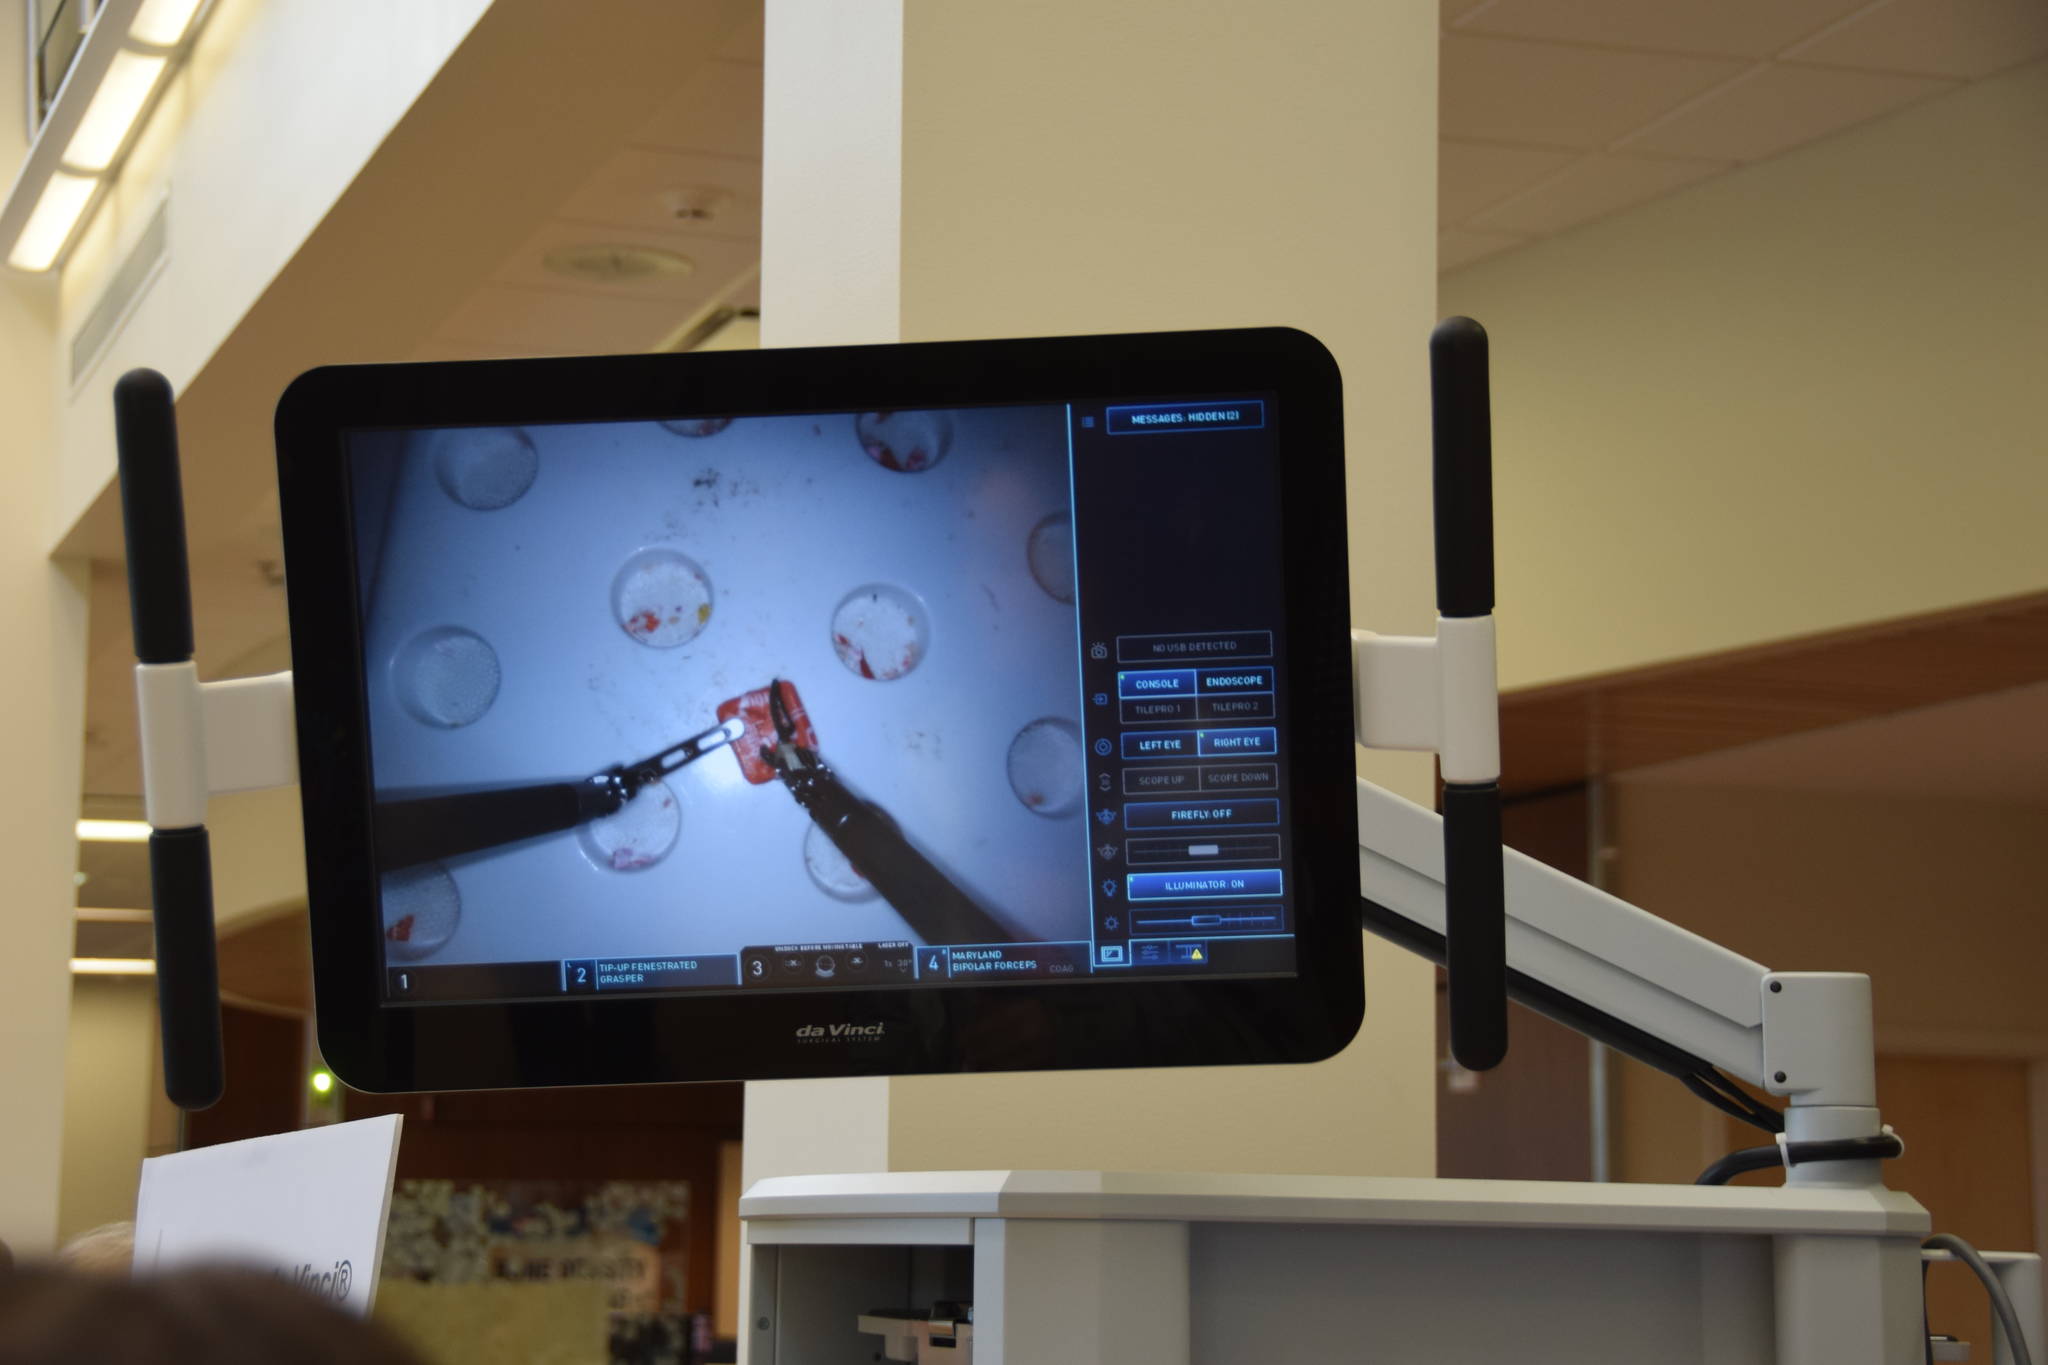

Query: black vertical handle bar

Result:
[114,368,225,1111]
[1430,318,1508,1072]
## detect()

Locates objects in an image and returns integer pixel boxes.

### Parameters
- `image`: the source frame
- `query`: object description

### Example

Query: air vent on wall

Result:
[70,198,169,387]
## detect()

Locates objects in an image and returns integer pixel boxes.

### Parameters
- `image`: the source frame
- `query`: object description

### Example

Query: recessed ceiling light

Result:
[541,243,695,285]
[131,0,209,46]
[63,50,169,172]
[76,818,152,842]
[71,957,157,976]
[8,172,98,272]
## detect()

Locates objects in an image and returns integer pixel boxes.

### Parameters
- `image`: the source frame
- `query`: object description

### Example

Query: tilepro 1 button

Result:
[1122,697,1196,724]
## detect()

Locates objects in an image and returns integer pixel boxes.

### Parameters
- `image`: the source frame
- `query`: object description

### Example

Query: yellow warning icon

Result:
[1190,948,1204,961]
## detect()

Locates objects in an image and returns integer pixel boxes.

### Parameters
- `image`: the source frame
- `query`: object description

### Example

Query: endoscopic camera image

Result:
[347,405,1089,973]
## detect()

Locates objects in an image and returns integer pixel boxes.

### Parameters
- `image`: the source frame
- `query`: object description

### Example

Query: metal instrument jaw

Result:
[614,716,747,796]
[764,676,823,777]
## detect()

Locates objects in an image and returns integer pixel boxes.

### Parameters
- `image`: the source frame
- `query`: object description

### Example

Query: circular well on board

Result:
[855,411,952,473]
[578,781,682,872]
[612,548,714,648]
[383,862,461,961]
[1026,512,1075,604]
[830,584,929,681]
[433,427,539,510]
[659,417,733,439]
[1007,717,1084,817]
[392,626,501,729]
[804,820,878,902]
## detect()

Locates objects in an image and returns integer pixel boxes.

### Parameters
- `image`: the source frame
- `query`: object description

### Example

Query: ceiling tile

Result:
[1468,152,1728,236]
[556,147,761,243]
[1621,62,1955,163]
[1459,0,1872,59]
[405,339,567,363]
[435,284,702,354]
[632,59,764,161]
[1439,228,1531,271]
[489,220,758,304]
[1441,34,1749,149]
[1440,140,1579,224]
[1784,0,2048,78]
[717,3,765,64]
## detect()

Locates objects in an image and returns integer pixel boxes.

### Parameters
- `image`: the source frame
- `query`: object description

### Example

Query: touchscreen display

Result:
[349,394,1295,1006]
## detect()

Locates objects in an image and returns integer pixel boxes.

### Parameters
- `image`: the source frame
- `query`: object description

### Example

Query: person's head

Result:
[0,1266,425,1365]
[55,1221,134,1274]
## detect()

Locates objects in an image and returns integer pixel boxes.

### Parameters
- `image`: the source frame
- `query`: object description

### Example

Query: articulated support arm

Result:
[1354,775,1886,1184]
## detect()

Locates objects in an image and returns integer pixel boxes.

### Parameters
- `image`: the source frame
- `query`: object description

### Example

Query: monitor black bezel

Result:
[277,326,1362,1092]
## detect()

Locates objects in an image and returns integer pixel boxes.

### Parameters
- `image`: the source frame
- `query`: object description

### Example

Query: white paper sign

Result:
[133,1114,403,1317]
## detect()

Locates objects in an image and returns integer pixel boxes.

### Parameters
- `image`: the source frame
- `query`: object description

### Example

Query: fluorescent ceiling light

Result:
[131,0,208,47]
[71,957,157,976]
[63,50,169,172]
[76,818,153,843]
[7,172,98,272]
[77,907,155,923]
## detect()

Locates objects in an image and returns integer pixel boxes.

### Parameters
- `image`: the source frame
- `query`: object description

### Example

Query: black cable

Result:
[1694,1133,1904,1186]
[1360,895,1786,1134]
[1924,1233,2035,1365]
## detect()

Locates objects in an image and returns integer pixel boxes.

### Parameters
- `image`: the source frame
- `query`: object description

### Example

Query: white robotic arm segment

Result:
[1351,621,1499,784]
[136,663,298,828]
[1355,777,1876,1111]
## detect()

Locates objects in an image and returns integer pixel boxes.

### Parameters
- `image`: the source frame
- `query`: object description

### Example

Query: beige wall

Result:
[0,0,91,1259]
[8,0,494,1256]
[754,0,1440,1186]
[51,0,496,540]
[1605,780,2048,1182]
[1440,60,2048,691]
[56,977,159,1242]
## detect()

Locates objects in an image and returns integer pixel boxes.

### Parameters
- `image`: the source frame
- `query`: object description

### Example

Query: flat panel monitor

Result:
[277,327,1361,1089]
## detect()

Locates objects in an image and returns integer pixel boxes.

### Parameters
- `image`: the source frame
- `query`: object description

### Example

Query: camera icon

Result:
[1090,642,1109,660]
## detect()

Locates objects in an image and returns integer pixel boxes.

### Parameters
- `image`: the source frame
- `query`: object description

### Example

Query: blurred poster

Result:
[380,1179,707,1365]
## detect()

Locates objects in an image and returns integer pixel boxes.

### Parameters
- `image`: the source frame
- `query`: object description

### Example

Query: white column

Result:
[0,283,89,1253]
[753,0,1440,1192]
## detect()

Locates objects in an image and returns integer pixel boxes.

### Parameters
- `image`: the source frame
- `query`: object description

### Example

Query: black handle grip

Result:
[115,370,224,1111]
[783,769,1016,946]
[1443,781,1507,1071]
[373,778,623,872]
[1432,316,1507,1070]
[150,829,224,1110]
[113,369,195,665]
[1430,317,1493,619]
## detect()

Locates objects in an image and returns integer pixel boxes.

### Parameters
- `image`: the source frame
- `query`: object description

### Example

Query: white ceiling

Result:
[406,6,764,363]
[1619,681,2048,805]
[1439,0,2048,271]
[73,0,2048,804]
